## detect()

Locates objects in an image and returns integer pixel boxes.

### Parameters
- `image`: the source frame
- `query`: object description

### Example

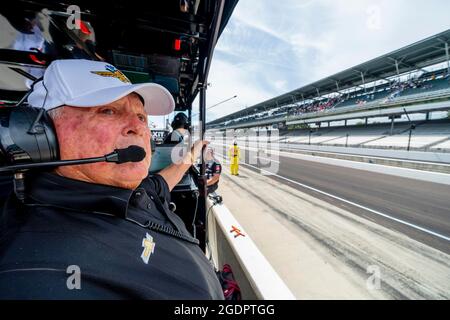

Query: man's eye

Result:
[138,114,147,123]
[101,108,115,115]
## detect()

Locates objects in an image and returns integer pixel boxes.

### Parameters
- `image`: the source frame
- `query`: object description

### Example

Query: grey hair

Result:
[47,106,65,121]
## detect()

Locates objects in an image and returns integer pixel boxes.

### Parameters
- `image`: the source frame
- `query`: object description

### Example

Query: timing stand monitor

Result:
[149,144,189,173]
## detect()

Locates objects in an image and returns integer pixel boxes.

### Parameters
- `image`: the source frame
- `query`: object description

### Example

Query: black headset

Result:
[0,106,59,167]
[0,78,60,169]
[171,112,190,130]
[0,104,59,202]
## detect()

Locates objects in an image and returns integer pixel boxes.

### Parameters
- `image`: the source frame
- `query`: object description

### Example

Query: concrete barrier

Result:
[206,195,296,300]
[280,144,450,174]
[280,142,450,163]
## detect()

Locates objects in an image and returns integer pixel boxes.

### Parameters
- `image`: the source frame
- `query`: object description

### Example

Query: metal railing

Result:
[288,88,450,121]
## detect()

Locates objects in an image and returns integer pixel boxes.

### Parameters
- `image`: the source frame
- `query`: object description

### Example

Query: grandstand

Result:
[276,119,450,152]
[206,30,450,153]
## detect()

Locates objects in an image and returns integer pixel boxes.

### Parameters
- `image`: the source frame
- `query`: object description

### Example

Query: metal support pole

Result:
[390,116,395,135]
[446,43,450,75]
[407,128,412,151]
[188,108,192,129]
[361,72,366,93]
[194,0,225,251]
[199,87,207,185]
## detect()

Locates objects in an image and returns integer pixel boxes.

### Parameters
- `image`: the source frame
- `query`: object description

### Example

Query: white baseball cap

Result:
[27,59,175,116]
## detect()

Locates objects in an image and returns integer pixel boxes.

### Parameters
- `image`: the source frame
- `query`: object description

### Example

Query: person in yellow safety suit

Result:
[228,142,240,175]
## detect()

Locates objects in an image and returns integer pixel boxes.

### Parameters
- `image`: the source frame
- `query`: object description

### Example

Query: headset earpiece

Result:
[0,107,59,166]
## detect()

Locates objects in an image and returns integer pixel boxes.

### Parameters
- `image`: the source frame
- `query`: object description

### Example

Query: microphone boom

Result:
[0,145,146,173]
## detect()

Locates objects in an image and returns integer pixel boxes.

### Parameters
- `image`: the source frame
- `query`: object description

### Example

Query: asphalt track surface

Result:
[236,150,450,254]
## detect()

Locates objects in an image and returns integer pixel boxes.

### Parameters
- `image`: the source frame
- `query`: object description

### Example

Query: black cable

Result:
[23,200,199,245]
[191,191,199,238]
[15,77,43,107]
[9,67,38,81]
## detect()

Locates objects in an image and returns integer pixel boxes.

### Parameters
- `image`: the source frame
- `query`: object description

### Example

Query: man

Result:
[228,141,240,176]
[163,112,190,144]
[0,59,223,299]
[0,174,13,205]
[204,148,222,194]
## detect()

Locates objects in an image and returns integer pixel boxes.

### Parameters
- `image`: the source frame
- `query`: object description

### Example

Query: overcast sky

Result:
[156,0,450,127]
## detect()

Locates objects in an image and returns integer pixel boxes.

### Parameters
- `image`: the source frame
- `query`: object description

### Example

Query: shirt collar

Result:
[26,172,134,218]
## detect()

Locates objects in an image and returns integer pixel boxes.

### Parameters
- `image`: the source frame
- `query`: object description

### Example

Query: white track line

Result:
[210,142,450,186]
[215,152,450,243]
[280,144,450,166]
[256,156,280,163]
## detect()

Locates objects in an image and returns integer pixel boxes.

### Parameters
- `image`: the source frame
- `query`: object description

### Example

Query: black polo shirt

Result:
[205,160,222,194]
[0,174,13,205]
[0,172,224,300]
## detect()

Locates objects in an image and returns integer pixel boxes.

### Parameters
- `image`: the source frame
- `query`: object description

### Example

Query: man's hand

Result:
[189,140,210,164]
[159,139,209,191]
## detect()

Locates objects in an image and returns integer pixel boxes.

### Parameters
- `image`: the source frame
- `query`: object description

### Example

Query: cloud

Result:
[200,0,450,123]
[193,57,273,123]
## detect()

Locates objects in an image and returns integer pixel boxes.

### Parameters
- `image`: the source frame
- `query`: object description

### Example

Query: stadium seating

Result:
[278,120,450,151]
[220,74,450,128]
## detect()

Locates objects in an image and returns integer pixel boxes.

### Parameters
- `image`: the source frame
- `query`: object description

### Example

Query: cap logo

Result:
[91,64,131,83]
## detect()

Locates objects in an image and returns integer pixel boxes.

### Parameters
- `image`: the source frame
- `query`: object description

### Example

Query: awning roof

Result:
[209,29,450,125]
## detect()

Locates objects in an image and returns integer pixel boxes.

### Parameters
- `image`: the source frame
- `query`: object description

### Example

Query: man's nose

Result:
[122,114,148,137]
